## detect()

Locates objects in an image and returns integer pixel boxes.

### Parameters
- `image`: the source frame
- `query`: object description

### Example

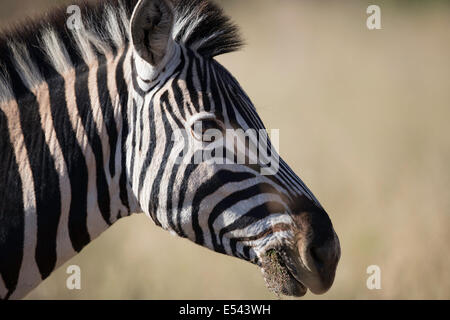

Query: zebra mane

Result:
[0,0,243,102]
[172,0,243,57]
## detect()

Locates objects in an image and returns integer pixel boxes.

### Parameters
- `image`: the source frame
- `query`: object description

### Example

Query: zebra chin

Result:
[259,215,341,297]
[259,240,340,297]
[260,248,309,297]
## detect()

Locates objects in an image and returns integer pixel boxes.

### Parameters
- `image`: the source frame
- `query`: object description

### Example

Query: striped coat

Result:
[0,0,340,299]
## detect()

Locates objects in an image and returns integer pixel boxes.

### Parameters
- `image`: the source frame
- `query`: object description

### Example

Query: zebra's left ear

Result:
[130,0,174,69]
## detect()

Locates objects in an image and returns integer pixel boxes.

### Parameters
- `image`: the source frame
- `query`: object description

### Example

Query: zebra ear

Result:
[130,0,174,67]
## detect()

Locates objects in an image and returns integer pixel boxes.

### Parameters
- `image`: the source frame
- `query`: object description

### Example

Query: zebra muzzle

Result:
[261,209,340,297]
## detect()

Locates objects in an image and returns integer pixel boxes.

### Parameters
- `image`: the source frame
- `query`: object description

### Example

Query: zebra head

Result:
[127,0,340,297]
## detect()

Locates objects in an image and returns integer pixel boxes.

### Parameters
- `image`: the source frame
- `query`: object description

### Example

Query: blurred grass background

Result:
[1,0,449,299]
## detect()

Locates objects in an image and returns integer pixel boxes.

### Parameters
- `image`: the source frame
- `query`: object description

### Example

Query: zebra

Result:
[0,0,340,299]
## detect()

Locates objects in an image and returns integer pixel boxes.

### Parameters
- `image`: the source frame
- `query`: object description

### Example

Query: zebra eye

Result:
[190,118,225,142]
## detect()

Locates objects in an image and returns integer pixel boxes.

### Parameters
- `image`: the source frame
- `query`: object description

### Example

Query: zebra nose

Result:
[306,231,340,293]
[309,221,340,265]
[294,210,340,294]
[310,243,331,270]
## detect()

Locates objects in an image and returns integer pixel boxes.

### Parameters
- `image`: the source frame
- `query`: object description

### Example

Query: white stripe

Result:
[40,28,73,75]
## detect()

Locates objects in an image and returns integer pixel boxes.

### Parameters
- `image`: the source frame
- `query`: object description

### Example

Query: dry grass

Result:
[1,0,449,299]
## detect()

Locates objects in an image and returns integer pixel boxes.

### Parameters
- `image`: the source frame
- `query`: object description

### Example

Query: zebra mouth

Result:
[261,249,307,297]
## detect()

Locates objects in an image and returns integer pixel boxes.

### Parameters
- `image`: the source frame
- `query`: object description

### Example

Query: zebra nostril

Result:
[309,245,327,271]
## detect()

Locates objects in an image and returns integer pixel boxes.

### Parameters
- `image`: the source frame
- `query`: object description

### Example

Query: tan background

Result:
[1,0,449,299]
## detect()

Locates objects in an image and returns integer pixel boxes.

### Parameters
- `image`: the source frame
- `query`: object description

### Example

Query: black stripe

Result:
[116,47,131,213]
[138,94,144,152]
[96,55,119,177]
[199,57,211,112]
[16,90,61,280]
[47,75,90,254]
[129,98,138,183]
[0,108,24,298]
[171,76,187,121]
[185,50,200,113]
[165,149,184,233]
[229,238,239,258]
[170,50,187,120]
[74,64,111,226]
[243,245,251,260]
[176,155,198,237]
[208,62,223,117]
[148,92,174,226]
[137,96,157,195]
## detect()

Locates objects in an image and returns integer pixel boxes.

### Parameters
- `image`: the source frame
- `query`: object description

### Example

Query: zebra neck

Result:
[0,47,138,299]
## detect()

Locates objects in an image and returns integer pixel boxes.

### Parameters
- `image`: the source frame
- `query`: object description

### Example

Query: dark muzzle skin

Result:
[289,207,341,294]
[260,196,340,297]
